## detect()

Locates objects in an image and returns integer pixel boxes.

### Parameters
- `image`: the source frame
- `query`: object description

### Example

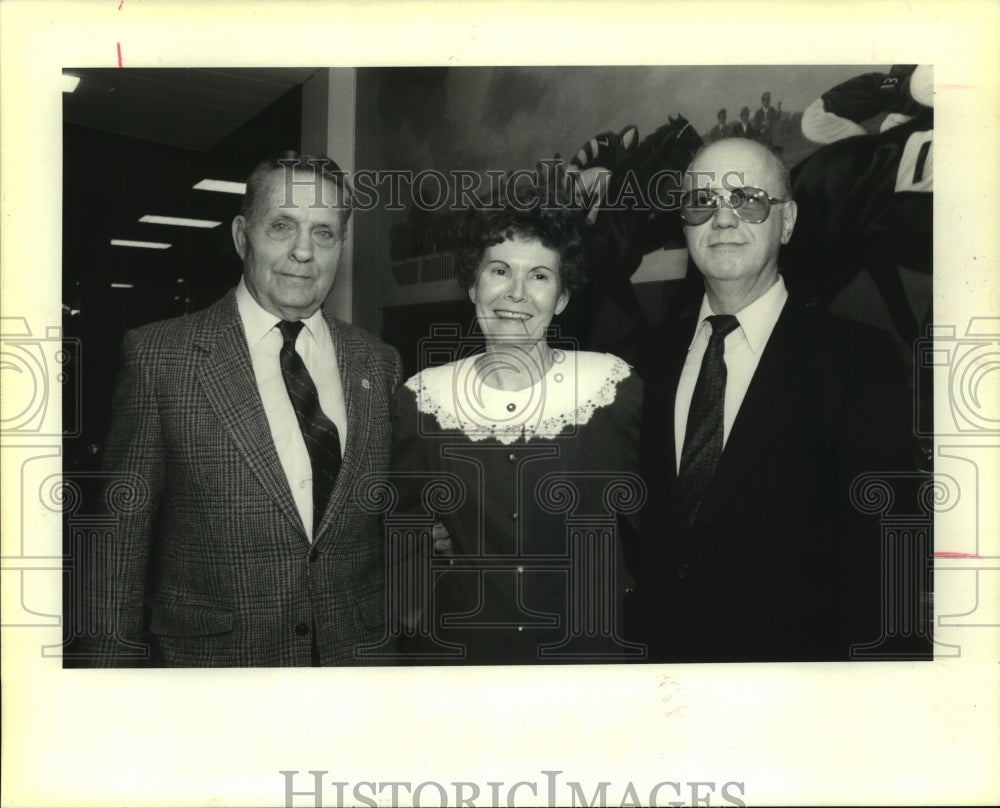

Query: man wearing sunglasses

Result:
[634,138,927,662]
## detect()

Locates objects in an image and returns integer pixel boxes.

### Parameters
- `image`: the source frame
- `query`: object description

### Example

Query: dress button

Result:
[676,564,689,579]
[511,512,518,520]
[295,623,310,636]
[517,566,524,573]
[309,549,319,563]
[517,626,524,632]
[507,453,516,462]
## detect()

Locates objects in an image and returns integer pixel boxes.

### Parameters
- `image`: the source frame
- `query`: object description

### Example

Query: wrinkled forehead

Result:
[260,169,347,217]
[684,145,778,194]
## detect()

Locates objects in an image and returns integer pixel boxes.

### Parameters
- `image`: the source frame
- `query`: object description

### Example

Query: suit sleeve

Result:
[834,325,929,657]
[388,383,435,630]
[610,369,644,584]
[607,369,645,645]
[77,329,164,666]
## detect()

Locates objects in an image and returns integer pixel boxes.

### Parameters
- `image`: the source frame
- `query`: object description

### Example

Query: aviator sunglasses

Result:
[680,186,788,226]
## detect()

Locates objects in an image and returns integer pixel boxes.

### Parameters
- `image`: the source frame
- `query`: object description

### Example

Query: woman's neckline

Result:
[473,344,559,393]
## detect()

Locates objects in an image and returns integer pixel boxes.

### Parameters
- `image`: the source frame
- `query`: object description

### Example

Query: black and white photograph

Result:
[1,2,998,807]
[58,63,936,669]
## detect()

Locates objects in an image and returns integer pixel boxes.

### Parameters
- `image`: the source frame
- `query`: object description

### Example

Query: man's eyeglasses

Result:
[680,186,788,226]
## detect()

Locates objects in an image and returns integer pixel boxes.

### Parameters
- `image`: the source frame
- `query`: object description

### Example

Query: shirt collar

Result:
[235,276,330,350]
[690,275,788,353]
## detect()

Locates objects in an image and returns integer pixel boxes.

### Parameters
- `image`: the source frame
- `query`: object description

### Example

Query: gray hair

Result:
[241,150,353,225]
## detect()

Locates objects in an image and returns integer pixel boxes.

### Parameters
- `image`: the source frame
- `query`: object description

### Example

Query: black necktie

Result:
[277,320,342,534]
[677,314,740,529]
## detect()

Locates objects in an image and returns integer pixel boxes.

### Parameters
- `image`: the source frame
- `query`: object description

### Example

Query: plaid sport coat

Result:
[82,288,402,667]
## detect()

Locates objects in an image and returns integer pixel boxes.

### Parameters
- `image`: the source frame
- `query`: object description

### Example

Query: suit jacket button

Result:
[295,623,310,636]
[309,549,319,563]
[676,563,689,579]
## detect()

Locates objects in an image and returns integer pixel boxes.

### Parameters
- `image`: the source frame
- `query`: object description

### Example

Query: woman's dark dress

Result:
[390,350,644,664]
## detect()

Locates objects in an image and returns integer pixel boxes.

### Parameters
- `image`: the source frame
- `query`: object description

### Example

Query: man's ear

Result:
[468,284,477,306]
[232,215,248,260]
[779,200,798,245]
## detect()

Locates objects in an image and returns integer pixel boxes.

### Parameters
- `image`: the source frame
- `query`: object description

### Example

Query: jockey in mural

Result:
[801,64,934,143]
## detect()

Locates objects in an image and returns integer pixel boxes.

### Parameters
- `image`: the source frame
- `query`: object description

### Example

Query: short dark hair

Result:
[717,108,727,119]
[240,150,353,226]
[453,197,590,295]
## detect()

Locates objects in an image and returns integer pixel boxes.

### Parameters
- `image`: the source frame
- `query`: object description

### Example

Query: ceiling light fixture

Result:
[193,179,246,195]
[140,215,222,229]
[110,239,171,249]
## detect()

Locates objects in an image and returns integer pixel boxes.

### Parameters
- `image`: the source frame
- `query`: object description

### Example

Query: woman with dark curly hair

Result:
[390,198,645,665]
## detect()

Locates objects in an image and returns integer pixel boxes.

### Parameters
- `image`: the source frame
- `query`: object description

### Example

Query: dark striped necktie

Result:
[677,314,740,529]
[277,320,342,534]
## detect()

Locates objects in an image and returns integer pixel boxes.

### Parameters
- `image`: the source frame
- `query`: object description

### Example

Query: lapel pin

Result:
[361,379,370,389]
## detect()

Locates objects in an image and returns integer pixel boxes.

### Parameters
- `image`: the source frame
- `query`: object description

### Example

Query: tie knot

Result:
[278,319,305,346]
[706,314,740,341]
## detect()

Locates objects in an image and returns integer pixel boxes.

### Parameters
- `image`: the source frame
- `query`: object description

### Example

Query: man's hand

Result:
[432,521,454,556]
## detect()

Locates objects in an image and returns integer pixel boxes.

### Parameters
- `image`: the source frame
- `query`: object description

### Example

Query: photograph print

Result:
[57,65,935,668]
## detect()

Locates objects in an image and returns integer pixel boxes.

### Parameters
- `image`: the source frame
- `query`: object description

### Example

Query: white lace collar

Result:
[405,350,631,444]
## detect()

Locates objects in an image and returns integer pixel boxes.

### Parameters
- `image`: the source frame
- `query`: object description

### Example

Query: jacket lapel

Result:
[313,313,375,543]
[660,317,695,488]
[640,308,696,553]
[193,291,307,539]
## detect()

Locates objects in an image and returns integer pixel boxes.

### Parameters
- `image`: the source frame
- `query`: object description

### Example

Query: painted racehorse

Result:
[780,108,933,345]
[563,115,703,355]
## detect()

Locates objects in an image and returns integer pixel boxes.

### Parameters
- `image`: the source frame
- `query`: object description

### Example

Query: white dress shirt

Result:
[236,278,347,540]
[674,276,788,471]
